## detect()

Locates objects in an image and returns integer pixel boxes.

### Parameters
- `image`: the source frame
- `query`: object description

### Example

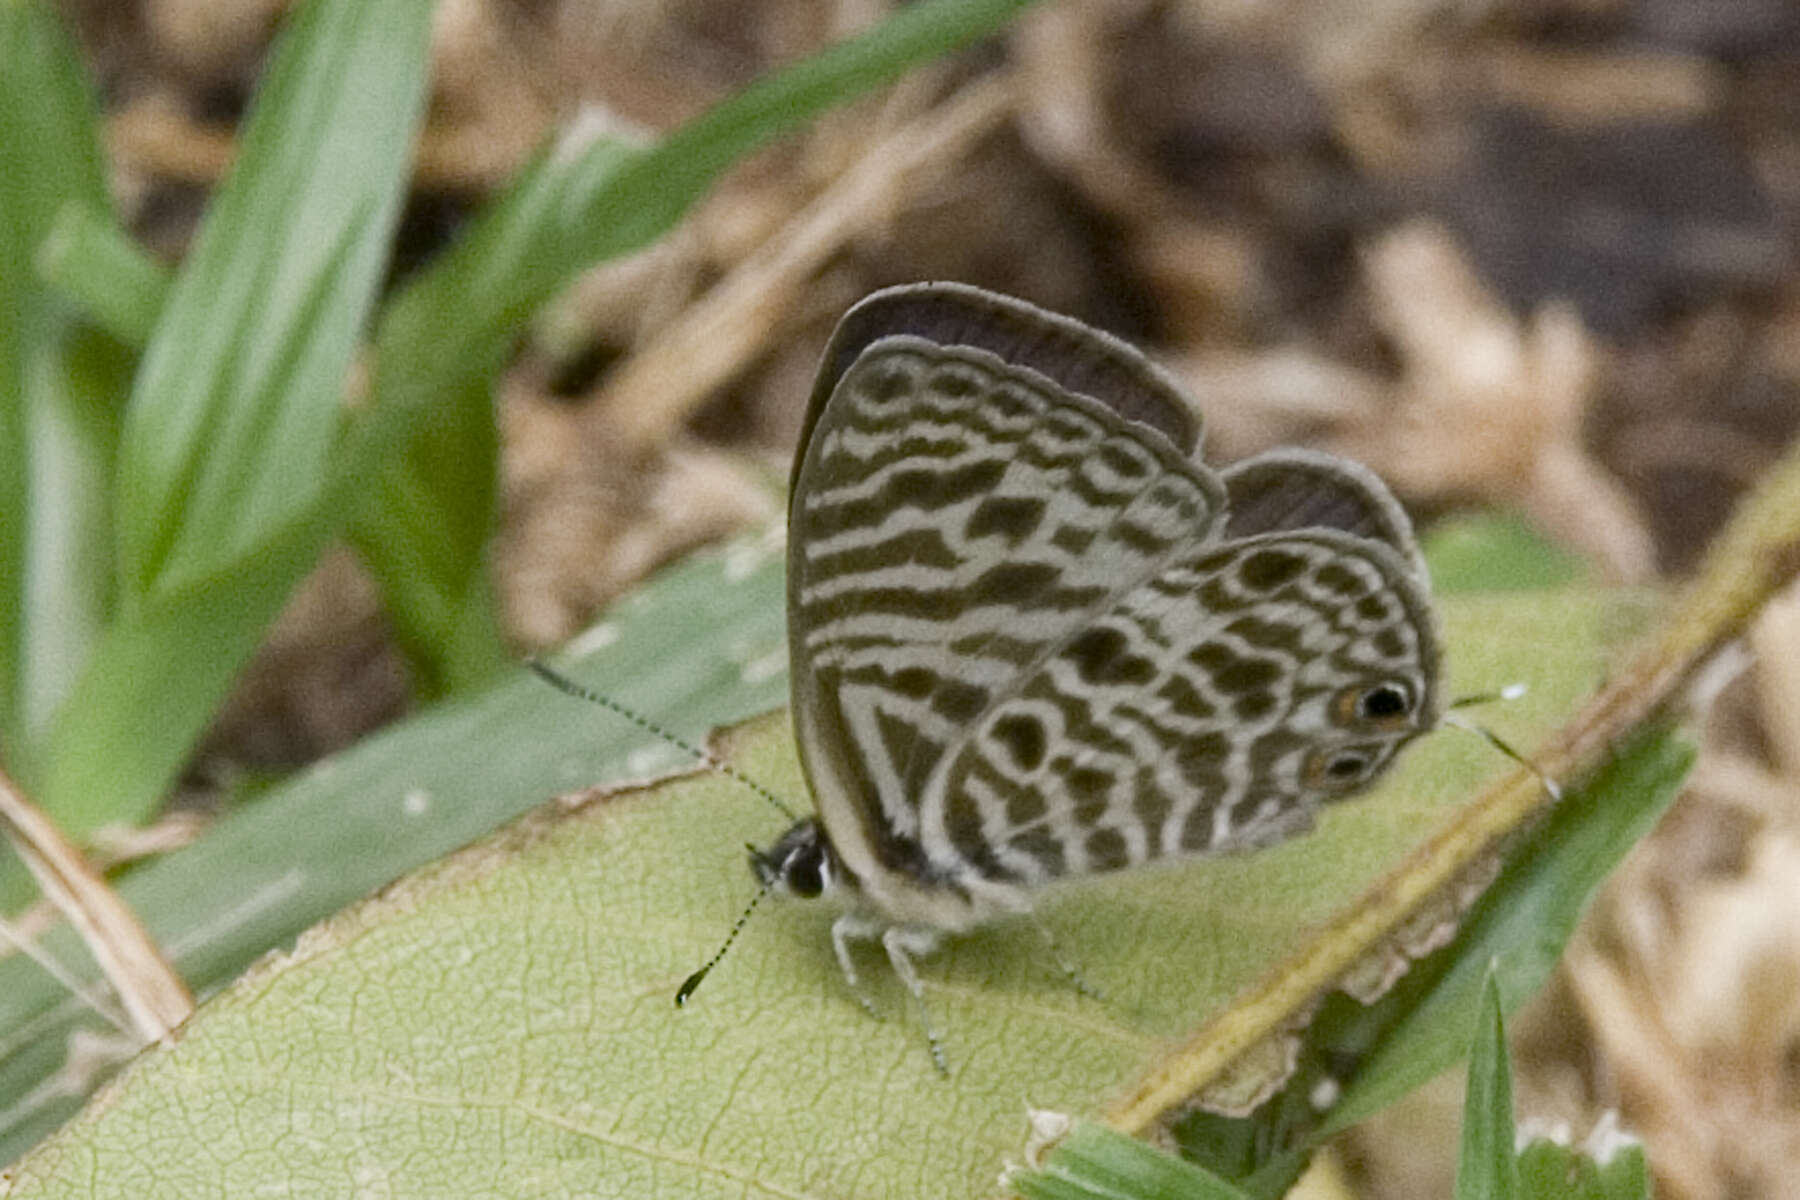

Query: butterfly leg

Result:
[882,925,949,1075]
[979,886,1102,1001]
[829,913,883,1018]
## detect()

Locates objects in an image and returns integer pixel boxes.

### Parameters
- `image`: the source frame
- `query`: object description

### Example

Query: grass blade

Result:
[34,0,435,831]
[0,0,115,766]
[1456,972,1519,1200]
[112,0,432,598]
[1010,1120,1253,1200]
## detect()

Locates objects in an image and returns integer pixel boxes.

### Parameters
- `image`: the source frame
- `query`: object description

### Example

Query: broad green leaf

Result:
[3,588,1614,1194]
[1421,511,1589,594]
[0,0,116,767]
[1455,973,1518,1200]
[0,540,788,1166]
[35,0,436,831]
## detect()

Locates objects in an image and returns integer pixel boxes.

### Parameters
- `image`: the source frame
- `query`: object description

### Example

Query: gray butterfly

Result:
[745,283,1439,1063]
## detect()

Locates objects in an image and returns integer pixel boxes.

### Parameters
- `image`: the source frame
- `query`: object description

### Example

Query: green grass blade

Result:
[1456,972,1519,1200]
[1009,1121,1252,1200]
[33,0,435,830]
[1592,1144,1652,1200]
[5,329,134,788]
[348,134,634,691]
[1320,727,1691,1132]
[1517,1130,1652,1200]
[592,0,1041,253]
[354,0,1042,693]
[113,0,432,598]
[1167,726,1689,1188]
[35,204,171,348]
[0,0,114,765]
[348,367,508,695]
[35,504,340,832]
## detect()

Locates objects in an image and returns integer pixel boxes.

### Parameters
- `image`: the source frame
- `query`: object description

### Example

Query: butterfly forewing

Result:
[790,337,1229,903]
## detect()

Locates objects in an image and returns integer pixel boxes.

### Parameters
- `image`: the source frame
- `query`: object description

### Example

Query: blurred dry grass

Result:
[60,0,1800,1196]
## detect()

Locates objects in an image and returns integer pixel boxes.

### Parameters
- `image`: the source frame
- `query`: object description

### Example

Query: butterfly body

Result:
[766,283,1441,1059]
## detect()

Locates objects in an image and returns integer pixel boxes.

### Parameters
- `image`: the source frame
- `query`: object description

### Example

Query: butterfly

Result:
[693,282,1440,1068]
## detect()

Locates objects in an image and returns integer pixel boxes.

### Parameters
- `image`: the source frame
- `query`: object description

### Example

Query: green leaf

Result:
[1166,725,1688,1191]
[1517,1125,1651,1200]
[35,204,171,347]
[348,366,507,695]
[0,541,789,1166]
[1592,1143,1651,1200]
[354,0,1043,693]
[33,503,341,831]
[1009,1120,1251,1200]
[34,0,436,831]
[1422,511,1589,594]
[0,0,116,768]
[112,0,432,599]
[1456,972,1518,1200]
[2,587,1617,1193]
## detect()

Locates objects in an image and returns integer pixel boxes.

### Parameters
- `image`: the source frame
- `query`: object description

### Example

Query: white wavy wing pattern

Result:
[787,315,1437,922]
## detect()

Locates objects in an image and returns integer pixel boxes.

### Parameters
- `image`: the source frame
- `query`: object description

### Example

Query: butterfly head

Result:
[749,818,847,903]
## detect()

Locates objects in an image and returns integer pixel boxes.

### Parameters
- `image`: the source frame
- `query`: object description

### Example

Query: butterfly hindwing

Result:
[921,529,1440,886]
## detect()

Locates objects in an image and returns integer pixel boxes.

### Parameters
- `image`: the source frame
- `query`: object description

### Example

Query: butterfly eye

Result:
[748,821,833,898]
[783,842,828,898]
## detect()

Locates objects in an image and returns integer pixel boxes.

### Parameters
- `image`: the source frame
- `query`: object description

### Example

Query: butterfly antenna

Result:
[526,659,798,822]
[675,861,774,1007]
[1447,682,1529,710]
[1440,711,1564,802]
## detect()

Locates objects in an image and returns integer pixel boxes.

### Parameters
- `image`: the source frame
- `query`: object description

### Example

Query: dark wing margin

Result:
[1218,448,1426,578]
[794,281,1204,498]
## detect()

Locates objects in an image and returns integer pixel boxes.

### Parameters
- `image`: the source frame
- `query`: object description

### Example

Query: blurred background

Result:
[49,1,1800,1196]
